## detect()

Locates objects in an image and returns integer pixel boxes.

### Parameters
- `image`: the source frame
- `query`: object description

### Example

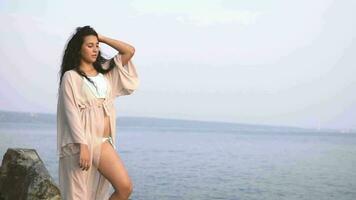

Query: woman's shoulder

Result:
[63,69,81,79]
[61,69,83,87]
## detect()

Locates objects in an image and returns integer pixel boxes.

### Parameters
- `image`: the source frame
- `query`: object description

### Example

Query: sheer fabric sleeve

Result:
[103,53,140,97]
[59,72,87,145]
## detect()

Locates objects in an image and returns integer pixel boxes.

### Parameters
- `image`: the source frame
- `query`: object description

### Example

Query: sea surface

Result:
[0,120,355,200]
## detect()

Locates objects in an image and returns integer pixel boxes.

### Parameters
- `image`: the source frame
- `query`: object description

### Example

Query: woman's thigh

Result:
[97,141,133,191]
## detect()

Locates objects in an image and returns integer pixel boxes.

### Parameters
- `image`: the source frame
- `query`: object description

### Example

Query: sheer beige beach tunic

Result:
[56,53,139,200]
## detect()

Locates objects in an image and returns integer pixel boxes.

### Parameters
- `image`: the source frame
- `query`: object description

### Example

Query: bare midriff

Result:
[98,98,111,138]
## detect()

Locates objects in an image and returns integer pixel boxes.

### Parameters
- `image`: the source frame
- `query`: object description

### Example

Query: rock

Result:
[0,148,61,200]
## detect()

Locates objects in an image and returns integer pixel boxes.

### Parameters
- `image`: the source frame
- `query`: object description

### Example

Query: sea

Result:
[0,117,355,200]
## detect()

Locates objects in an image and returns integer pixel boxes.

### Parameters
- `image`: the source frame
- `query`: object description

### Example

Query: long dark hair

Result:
[58,25,116,92]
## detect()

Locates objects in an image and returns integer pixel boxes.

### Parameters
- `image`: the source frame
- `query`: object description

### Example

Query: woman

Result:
[57,25,139,200]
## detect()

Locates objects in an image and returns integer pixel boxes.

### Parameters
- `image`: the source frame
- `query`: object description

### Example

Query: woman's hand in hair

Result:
[98,34,105,43]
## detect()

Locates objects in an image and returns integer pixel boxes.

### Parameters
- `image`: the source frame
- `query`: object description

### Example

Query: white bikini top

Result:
[83,73,108,98]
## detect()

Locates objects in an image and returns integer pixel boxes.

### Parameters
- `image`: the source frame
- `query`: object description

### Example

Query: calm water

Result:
[0,121,355,200]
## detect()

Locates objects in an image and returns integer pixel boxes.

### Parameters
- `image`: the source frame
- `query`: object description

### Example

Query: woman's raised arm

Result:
[98,34,135,66]
[99,35,140,98]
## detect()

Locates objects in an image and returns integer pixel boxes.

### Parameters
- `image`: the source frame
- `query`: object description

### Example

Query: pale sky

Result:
[0,0,355,130]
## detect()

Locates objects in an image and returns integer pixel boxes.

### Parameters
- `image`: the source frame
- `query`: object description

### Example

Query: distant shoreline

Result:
[1,110,355,134]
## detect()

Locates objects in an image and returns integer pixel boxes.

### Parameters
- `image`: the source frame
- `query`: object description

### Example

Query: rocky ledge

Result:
[0,148,61,200]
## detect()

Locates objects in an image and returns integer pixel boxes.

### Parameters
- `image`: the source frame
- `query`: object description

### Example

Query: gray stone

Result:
[0,148,61,200]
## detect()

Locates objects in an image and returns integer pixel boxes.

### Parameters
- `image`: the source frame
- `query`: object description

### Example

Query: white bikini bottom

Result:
[102,135,116,150]
[59,136,116,158]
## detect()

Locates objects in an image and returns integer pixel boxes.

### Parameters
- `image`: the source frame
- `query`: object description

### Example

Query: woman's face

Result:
[80,35,99,63]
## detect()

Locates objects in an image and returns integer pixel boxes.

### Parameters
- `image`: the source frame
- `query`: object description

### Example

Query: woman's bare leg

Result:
[97,141,133,200]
